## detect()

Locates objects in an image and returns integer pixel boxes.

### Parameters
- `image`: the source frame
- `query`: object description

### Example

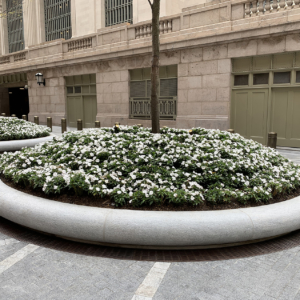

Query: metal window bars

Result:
[6,0,25,53]
[105,0,133,27]
[44,0,71,42]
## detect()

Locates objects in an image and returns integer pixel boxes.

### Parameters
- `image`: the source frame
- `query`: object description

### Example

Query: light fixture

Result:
[24,85,28,90]
[9,92,12,94]
[20,87,24,90]
[35,73,45,86]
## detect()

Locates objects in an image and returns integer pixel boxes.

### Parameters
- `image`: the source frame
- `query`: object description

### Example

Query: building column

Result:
[23,0,45,48]
[0,0,9,55]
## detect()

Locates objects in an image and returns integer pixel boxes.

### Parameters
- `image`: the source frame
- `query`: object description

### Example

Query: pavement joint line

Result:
[131,262,171,300]
[0,244,39,275]
[0,238,19,246]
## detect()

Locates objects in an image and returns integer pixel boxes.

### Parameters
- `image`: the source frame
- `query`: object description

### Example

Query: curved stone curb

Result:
[0,180,300,249]
[0,134,55,152]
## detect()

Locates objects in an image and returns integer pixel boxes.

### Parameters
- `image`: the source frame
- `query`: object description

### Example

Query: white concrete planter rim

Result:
[0,179,299,249]
[0,133,55,152]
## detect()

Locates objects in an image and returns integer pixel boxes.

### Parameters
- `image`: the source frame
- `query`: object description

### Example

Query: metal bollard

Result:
[227,129,235,133]
[34,116,39,125]
[267,132,277,149]
[95,121,100,128]
[22,115,27,121]
[11,114,16,117]
[61,118,67,134]
[1,113,5,117]
[77,119,83,131]
[47,117,52,132]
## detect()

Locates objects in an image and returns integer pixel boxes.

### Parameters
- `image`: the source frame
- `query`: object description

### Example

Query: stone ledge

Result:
[0,134,55,152]
[0,180,299,249]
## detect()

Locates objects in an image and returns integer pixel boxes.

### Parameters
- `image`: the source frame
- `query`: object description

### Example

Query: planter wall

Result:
[0,180,299,249]
[0,134,55,152]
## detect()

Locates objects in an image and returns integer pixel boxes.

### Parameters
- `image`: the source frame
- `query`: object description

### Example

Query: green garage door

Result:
[67,95,97,128]
[66,74,97,128]
[271,88,300,147]
[231,89,268,145]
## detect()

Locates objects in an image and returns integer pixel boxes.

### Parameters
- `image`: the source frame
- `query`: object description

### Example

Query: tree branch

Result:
[148,0,153,8]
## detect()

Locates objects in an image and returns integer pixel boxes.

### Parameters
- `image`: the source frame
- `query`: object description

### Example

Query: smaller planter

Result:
[0,134,55,152]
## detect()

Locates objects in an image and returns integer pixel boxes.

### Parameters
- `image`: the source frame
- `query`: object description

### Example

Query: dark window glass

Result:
[234,75,248,86]
[273,72,290,84]
[67,87,73,94]
[253,73,269,85]
[44,0,71,41]
[296,71,300,83]
[74,86,81,93]
[6,0,25,53]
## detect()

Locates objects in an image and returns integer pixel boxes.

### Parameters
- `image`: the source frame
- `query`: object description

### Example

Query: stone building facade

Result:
[0,0,300,146]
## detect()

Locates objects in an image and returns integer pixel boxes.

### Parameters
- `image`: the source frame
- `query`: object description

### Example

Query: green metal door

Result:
[231,89,268,144]
[67,96,82,128]
[67,95,97,128]
[271,88,300,147]
[83,95,97,128]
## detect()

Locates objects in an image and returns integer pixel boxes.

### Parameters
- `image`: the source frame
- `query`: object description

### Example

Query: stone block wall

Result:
[28,70,66,125]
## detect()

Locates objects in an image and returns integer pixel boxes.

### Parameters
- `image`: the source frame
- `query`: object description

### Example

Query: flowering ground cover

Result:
[0,126,299,209]
[0,117,50,141]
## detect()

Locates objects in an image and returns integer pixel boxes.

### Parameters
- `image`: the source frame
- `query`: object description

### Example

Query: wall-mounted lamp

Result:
[24,85,28,90]
[35,73,45,86]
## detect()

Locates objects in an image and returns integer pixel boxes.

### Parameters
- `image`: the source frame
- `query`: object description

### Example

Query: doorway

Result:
[8,87,29,119]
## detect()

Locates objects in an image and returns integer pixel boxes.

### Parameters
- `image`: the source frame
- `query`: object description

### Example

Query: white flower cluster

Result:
[0,125,299,207]
[0,117,50,141]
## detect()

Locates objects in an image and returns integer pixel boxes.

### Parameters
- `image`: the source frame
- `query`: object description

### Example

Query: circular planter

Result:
[0,179,300,249]
[0,134,55,152]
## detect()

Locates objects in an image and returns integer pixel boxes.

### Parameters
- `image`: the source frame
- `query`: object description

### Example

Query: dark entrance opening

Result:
[8,87,29,119]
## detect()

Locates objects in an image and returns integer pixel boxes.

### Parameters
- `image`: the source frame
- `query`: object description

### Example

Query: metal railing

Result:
[129,97,177,120]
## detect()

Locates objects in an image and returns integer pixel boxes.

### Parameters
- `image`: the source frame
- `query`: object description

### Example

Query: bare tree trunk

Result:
[148,0,160,133]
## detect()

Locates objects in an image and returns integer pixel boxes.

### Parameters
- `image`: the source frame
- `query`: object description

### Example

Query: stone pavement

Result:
[1,131,300,299]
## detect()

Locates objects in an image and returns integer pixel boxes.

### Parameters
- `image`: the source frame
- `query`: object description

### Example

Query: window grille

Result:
[44,0,71,42]
[6,0,25,53]
[105,0,133,27]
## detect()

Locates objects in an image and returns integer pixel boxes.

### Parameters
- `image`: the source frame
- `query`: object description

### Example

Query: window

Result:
[253,73,269,85]
[234,75,248,86]
[296,71,300,83]
[273,72,290,84]
[105,0,133,27]
[129,66,177,120]
[6,0,25,53]
[44,0,71,42]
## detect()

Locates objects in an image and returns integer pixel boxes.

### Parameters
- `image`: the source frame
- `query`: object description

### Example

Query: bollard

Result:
[22,115,27,121]
[95,121,100,128]
[34,116,39,125]
[47,117,52,132]
[11,114,16,117]
[227,129,235,134]
[77,119,83,131]
[115,122,120,126]
[61,118,67,134]
[1,113,5,117]
[267,132,277,149]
